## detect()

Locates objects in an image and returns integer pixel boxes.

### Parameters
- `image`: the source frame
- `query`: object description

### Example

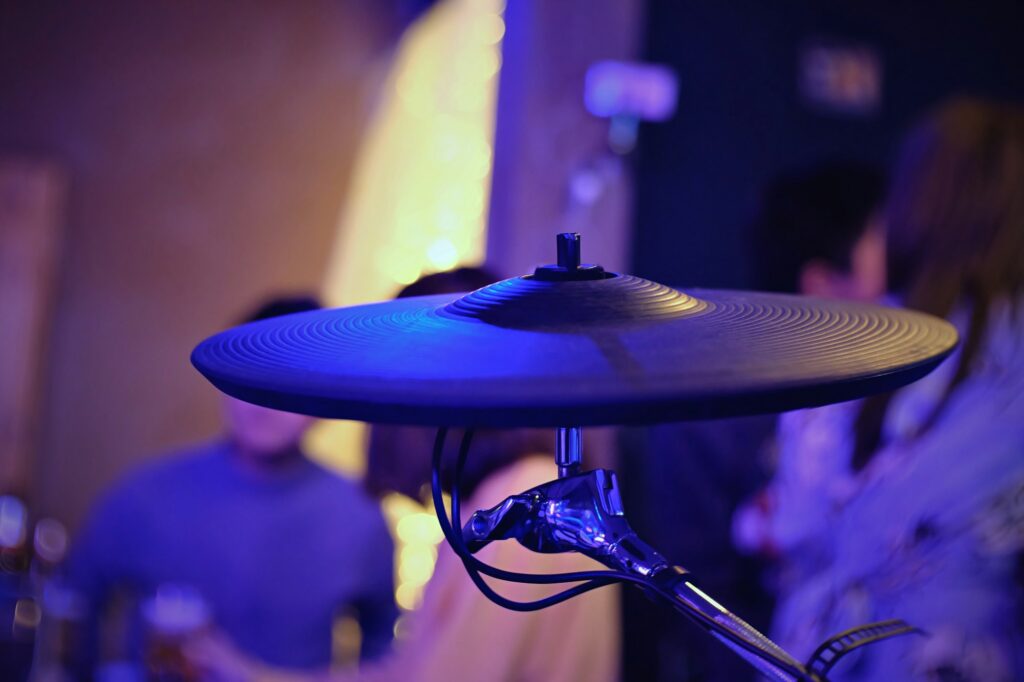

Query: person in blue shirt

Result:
[66,296,396,677]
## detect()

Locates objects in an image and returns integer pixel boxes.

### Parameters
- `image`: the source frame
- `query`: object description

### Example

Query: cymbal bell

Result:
[191,236,957,427]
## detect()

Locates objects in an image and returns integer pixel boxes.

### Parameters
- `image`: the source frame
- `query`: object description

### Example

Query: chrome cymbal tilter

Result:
[431,426,920,682]
[555,426,582,478]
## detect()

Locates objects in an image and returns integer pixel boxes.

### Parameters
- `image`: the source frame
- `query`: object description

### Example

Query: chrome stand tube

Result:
[555,426,583,477]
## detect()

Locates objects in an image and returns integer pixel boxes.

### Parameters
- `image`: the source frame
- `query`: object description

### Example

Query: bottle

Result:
[34,578,85,682]
[141,584,210,682]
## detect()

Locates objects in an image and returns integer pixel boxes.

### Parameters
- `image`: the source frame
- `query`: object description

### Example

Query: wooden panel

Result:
[0,160,65,496]
[1,1,397,531]
[486,0,644,278]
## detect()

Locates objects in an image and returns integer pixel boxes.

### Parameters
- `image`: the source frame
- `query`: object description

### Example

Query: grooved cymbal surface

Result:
[191,274,958,426]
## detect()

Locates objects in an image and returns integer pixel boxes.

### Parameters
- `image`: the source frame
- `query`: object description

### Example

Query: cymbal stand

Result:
[430,426,919,682]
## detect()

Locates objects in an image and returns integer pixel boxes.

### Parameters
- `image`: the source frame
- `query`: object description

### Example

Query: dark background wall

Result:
[632,0,1024,290]
[624,2,1024,681]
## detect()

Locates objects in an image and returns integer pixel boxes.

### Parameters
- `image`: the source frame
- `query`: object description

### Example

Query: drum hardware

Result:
[193,233,957,680]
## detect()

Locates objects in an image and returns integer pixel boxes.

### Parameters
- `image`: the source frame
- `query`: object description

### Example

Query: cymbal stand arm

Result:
[444,426,818,681]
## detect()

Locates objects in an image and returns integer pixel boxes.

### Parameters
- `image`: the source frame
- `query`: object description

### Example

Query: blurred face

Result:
[223,396,313,460]
[848,220,887,301]
[800,219,886,302]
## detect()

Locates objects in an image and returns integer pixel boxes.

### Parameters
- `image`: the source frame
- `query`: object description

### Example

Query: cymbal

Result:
[192,239,957,427]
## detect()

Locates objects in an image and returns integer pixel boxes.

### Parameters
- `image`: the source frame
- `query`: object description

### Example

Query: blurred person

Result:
[623,161,885,682]
[186,268,621,682]
[751,162,886,303]
[66,296,396,677]
[762,99,1024,681]
[733,163,888,559]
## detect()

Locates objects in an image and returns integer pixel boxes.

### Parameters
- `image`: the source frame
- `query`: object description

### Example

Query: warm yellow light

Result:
[395,584,422,612]
[372,247,421,284]
[382,494,447,612]
[467,141,493,179]
[314,0,505,605]
[435,207,463,233]
[476,13,506,45]
[475,50,503,81]
[382,493,426,525]
[426,238,459,270]
[396,512,445,545]
[399,544,438,586]
[323,0,504,307]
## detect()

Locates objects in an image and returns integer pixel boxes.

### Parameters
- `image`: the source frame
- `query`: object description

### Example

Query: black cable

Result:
[429,427,819,676]
[448,428,638,585]
[428,427,610,583]
[428,428,637,611]
[449,428,635,610]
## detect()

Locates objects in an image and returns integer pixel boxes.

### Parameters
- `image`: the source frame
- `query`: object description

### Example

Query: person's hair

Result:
[365,267,551,500]
[240,295,321,324]
[752,161,885,293]
[853,98,1024,469]
[393,267,496,300]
